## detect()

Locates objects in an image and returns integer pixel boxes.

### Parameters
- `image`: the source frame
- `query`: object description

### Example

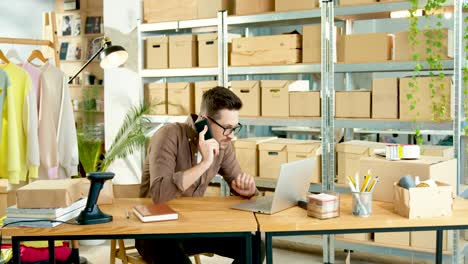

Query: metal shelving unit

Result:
[138,0,465,262]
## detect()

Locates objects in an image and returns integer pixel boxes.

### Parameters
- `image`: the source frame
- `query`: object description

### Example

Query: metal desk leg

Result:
[12,237,20,264]
[436,230,443,264]
[265,233,273,264]
[49,239,56,264]
[253,231,262,264]
[245,232,252,264]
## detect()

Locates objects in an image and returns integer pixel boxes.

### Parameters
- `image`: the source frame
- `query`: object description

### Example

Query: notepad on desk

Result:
[133,204,179,223]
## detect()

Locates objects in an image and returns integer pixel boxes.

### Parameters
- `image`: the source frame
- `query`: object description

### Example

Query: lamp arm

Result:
[68,45,105,84]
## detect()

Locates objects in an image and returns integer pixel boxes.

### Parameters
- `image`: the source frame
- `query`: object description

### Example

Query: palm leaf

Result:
[98,103,152,172]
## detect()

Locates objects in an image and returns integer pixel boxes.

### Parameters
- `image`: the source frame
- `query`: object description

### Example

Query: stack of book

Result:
[3,198,87,227]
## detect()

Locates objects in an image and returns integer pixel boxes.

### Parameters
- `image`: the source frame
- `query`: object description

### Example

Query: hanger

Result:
[27,49,48,64]
[6,47,23,63]
[0,50,10,64]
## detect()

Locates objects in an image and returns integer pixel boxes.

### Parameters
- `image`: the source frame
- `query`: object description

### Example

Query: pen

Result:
[367,176,380,192]
[347,178,368,215]
[355,173,360,193]
[348,175,357,189]
[360,170,372,192]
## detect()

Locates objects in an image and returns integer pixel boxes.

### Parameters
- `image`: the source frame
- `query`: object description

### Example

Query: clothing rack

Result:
[0,12,59,66]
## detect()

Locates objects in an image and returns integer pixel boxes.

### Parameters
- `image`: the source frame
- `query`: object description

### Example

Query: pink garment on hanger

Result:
[21,61,42,114]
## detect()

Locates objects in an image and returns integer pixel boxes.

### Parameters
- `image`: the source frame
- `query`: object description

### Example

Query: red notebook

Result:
[132,203,179,223]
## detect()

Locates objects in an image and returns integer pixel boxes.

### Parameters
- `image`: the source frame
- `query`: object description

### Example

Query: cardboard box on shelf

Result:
[339,0,376,6]
[359,157,456,202]
[411,231,452,251]
[16,179,83,209]
[145,36,169,69]
[287,141,322,183]
[234,0,274,15]
[275,0,318,12]
[420,145,454,159]
[169,34,198,68]
[198,33,218,67]
[232,34,301,52]
[261,80,290,117]
[399,76,452,121]
[197,0,234,18]
[394,29,453,61]
[233,137,277,176]
[302,25,321,63]
[372,78,398,119]
[231,49,301,66]
[375,232,410,247]
[394,181,453,219]
[336,233,371,242]
[0,179,7,217]
[143,0,197,23]
[145,83,167,115]
[259,139,289,179]
[335,91,371,118]
[343,33,393,63]
[336,140,386,184]
[289,91,320,117]
[194,81,218,114]
[167,82,195,115]
[230,80,261,116]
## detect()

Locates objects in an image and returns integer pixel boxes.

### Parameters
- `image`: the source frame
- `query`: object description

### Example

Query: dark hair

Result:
[200,86,242,118]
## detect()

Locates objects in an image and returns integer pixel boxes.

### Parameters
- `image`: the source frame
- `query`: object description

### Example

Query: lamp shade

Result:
[100,44,128,69]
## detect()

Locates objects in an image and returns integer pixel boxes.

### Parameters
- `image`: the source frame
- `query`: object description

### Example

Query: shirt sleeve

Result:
[148,125,186,204]
[22,75,39,179]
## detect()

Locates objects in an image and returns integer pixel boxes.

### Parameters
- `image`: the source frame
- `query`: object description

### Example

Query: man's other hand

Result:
[231,173,256,197]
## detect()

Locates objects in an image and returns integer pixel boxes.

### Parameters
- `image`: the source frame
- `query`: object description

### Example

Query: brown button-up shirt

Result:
[140,114,243,203]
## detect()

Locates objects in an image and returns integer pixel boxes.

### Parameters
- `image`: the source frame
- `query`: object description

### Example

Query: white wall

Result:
[0,0,55,59]
[103,0,143,184]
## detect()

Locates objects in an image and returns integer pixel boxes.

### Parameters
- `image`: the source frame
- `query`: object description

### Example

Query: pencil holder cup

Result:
[352,192,372,217]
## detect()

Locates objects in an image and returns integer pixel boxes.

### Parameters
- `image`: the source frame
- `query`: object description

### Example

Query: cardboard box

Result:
[233,137,277,176]
[343,33,393,63]
[336,233,371,241]
[335,91,371,118]
[234,0,274,15]
[375,232,410,247]
[420,145,454,159]
[303,25,321,63]
[0,179,7,217]
[145,36,169,69]
[230,81,261,116]
[197,0,234,18]
[143,0,197,23]
[232,34,301,52]
[169,34,198,68]
[259,139,294,179]
[289,91,320,117]
[399,76,452,121]
[168,82,195,115]
[394,29,453,62]
[339,0,375,6]
[359,157,456,202]
[198,33,218,67]
[80,178,114,205]
[287,141,322,183]
[194,81,218,114]
[275,0,317,12]
[394,181,453,219]
[411,231,452,250]
[336,140,386,184]
[372,78,398,119]
[231,49,301,66]
[16,179,83,208]
[261,80,290,117]
[145,82,167,115]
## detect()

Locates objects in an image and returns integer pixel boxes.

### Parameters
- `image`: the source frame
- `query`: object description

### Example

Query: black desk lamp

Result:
[68,36,128,84]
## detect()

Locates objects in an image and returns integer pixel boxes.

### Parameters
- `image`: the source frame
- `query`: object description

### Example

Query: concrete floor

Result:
[78,239,433,264]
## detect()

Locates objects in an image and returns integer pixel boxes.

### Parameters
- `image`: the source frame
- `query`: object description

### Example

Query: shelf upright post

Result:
[452,0,463,262]
[217,10,228,88]
[321,0,336,263]
[343,19,354,141]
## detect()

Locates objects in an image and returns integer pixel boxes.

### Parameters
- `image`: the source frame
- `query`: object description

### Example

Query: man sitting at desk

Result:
[137,87,260,264]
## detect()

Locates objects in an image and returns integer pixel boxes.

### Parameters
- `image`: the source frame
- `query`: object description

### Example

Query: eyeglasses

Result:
[206,116,243,136]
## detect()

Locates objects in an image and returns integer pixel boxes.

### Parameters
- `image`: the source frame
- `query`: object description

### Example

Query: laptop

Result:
[230,157,316,214]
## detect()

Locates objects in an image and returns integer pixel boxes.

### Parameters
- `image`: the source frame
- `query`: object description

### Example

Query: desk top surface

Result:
[2,197,257,237]
[256,195,468,232]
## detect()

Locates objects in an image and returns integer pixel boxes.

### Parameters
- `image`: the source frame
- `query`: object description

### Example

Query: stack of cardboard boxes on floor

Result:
[336,140,455,250]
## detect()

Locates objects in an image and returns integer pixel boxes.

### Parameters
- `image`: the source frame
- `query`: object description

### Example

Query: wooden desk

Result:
[255,194,468,264]
[3,197,258,264]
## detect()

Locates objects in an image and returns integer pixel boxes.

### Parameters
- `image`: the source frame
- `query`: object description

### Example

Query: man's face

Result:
[206,109,240,149]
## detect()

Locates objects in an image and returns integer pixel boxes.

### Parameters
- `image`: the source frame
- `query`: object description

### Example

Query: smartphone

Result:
[194,119,213,140]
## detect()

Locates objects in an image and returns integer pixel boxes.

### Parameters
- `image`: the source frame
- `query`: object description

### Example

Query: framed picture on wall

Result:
[61,14,81,36]
[85,16,102,34]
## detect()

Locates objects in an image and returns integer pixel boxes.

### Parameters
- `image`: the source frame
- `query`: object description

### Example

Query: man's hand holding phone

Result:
[198,125,219,167]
